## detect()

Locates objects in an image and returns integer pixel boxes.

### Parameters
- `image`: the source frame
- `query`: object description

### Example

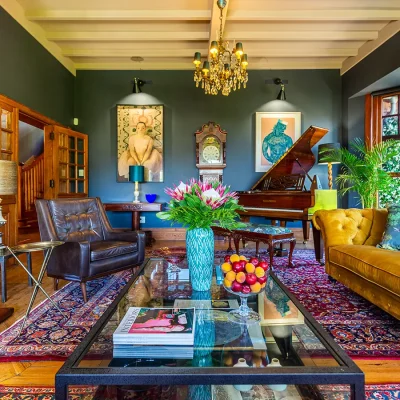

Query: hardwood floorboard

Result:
[0,231,398,388]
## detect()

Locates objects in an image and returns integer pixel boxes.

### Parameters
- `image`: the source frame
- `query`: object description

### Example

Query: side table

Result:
[7,241,67,335]
[103,202,163,246]
[0,248,33,303]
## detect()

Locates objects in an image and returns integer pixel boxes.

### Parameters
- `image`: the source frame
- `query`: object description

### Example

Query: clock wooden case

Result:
[195,122,227,183]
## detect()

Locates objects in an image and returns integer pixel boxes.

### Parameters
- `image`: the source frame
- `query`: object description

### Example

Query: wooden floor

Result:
[0,232,398,388]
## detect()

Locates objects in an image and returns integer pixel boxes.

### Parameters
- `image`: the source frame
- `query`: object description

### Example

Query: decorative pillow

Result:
[377,204,400,251]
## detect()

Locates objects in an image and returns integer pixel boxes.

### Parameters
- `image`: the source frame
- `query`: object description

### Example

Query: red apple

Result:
[239,260,247,269]
[258,261,269,271]
[232,261,245,273]
[245,273,257,285]
[224,255,231,262]
[257,275,267,284]
[231,281,243,292]
[241,284,251,294]
[250,257,259,266]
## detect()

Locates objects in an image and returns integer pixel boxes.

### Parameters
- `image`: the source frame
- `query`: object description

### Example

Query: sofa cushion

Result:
[377,203,400,251]
[90,241,137,262]
[329,245,400,296]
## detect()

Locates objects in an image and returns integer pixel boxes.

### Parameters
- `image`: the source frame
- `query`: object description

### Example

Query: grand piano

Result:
[237,125,329,242]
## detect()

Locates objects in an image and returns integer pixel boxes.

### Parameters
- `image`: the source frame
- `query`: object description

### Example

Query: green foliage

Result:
[320,138,399,208]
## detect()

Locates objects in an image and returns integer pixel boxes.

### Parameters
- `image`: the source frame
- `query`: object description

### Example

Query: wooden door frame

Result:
[0,94,69,245]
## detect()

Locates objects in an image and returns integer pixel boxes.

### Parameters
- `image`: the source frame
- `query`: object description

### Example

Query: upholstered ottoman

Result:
[212,223,296,267]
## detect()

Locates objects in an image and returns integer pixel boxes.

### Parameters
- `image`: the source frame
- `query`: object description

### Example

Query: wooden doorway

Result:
[0,94,89,246]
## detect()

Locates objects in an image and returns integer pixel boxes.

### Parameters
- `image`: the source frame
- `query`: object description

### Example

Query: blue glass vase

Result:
[186,228,214,291]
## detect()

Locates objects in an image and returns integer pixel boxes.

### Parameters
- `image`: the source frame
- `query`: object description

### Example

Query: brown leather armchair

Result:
[36,198,145,302]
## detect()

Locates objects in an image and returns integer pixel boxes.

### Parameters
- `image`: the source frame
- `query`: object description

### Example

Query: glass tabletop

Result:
[75,257,340,370]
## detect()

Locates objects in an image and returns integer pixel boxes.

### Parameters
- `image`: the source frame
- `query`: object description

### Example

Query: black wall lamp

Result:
[131,78,152,93]
[265,78,288,100]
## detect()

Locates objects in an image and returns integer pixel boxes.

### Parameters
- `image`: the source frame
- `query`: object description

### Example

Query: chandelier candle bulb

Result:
[210,41,218,55]
[202,61,210,74]
[193,52,201,66]
[241,54,248,67]
[235,42,244,57]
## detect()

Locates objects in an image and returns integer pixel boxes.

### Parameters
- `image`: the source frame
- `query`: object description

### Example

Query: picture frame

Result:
[117,104,164,182]
[258,278,304,326]
[255,112,301,172]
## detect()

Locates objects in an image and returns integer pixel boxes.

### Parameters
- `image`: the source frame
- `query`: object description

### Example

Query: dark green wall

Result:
[342,32,400,207]
[75,69,341,228]
[0,7,74,126]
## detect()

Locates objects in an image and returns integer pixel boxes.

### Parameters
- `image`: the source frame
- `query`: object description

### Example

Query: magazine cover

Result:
[114,308,195,344]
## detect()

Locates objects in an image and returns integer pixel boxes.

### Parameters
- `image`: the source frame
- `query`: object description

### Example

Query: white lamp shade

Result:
[0,160,17,195]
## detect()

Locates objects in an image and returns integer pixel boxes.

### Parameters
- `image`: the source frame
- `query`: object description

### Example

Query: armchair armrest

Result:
[104,229,146,263]
[46,241,91,280]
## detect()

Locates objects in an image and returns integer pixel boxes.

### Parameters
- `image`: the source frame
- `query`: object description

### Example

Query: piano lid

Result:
[251,125,329,191]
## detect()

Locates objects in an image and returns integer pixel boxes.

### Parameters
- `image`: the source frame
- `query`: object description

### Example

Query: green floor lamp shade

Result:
[129,165,144,203]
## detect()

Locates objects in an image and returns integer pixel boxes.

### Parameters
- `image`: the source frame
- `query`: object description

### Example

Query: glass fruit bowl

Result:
[223,279,267,325]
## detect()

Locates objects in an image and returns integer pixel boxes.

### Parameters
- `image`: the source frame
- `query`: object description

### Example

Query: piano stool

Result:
[212,223,296,268]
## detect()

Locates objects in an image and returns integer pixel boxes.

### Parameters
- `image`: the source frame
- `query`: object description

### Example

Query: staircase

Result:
[18,153,44,233]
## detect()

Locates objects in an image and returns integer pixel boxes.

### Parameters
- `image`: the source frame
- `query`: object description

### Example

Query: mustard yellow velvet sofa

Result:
[312,208,400,320]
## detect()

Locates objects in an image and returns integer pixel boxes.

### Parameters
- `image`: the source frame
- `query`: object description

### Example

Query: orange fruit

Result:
[245,263,255,273]
[221,262,232,273]
[255,267,265,278]
[224,278,233,288]
[260,282,266,288]
[230,254,240,263]
[239,255,248,261]
[225,271,236,282]
[235,271,246,283]
[250,282,261,293]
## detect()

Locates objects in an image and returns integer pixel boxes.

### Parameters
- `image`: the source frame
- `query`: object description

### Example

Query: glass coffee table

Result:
[55,257,364,400]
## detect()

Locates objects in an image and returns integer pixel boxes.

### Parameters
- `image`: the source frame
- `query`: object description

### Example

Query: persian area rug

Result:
[214,248,400,360]
[0,270,131,361]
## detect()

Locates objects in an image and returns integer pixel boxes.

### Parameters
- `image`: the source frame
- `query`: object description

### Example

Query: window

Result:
[366,89,400,205]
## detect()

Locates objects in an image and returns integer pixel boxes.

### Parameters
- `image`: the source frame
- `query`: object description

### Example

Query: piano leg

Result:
[302,220,310,244]
[268,241,274,268]
[233,234,241,255]
[255,241,260,257]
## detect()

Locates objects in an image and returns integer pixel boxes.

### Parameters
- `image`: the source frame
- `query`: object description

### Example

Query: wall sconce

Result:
[265,78,288,101]
[131,78,153,94]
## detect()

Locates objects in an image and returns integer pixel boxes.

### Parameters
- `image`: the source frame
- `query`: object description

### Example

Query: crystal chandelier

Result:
[193,0,248,96]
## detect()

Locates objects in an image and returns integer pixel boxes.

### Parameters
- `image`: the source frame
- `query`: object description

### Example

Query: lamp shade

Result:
[0,160,17,195]
[318,143,341,164]
[129,165,144,182]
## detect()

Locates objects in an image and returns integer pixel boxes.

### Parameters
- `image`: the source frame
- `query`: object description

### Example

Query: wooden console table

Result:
[103,202,163,245]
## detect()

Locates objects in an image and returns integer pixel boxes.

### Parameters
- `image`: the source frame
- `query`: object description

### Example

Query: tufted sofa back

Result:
[38,198,105,242]
[312,208,388,249]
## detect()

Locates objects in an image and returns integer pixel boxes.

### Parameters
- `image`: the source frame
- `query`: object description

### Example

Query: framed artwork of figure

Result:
[117,104,164,182]
[255,112,301,172]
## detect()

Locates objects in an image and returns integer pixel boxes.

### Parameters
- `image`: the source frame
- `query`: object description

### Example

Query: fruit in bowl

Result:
[221,254,269,295]
[220,254,270,324]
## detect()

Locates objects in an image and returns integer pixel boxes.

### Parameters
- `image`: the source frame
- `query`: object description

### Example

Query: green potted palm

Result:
[320,138,399,208]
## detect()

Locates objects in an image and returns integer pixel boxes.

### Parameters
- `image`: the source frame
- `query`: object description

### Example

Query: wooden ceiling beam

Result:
[75,59,343,70]
[64,48,358,58]
[224,31,378,41]
[26,9,211,21]
[227,10,400,21]
[47,31,209,41]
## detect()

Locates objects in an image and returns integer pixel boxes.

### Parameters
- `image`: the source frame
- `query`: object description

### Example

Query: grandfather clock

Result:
[195,122,227,184]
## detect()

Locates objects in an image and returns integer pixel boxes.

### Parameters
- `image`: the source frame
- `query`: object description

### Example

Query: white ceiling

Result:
[2,0,400,75]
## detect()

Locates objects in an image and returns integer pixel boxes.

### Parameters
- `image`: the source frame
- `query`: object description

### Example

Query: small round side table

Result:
[7,241,67,335]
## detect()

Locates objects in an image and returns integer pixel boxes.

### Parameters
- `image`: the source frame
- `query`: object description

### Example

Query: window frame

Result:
[365,88,400,178]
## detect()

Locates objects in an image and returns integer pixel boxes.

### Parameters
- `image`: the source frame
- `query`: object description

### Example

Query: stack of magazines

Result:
[113,307,196,359]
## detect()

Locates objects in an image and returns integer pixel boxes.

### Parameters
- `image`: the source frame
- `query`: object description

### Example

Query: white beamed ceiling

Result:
[3,0,400,75]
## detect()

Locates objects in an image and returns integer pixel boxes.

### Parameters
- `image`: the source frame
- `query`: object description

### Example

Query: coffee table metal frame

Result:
[55,258,364,400]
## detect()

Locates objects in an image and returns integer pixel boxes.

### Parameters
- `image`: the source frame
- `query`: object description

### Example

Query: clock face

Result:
[202,145,221,163]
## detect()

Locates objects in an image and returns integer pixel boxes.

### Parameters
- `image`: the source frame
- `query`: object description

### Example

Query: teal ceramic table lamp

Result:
[129,165,144,203]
